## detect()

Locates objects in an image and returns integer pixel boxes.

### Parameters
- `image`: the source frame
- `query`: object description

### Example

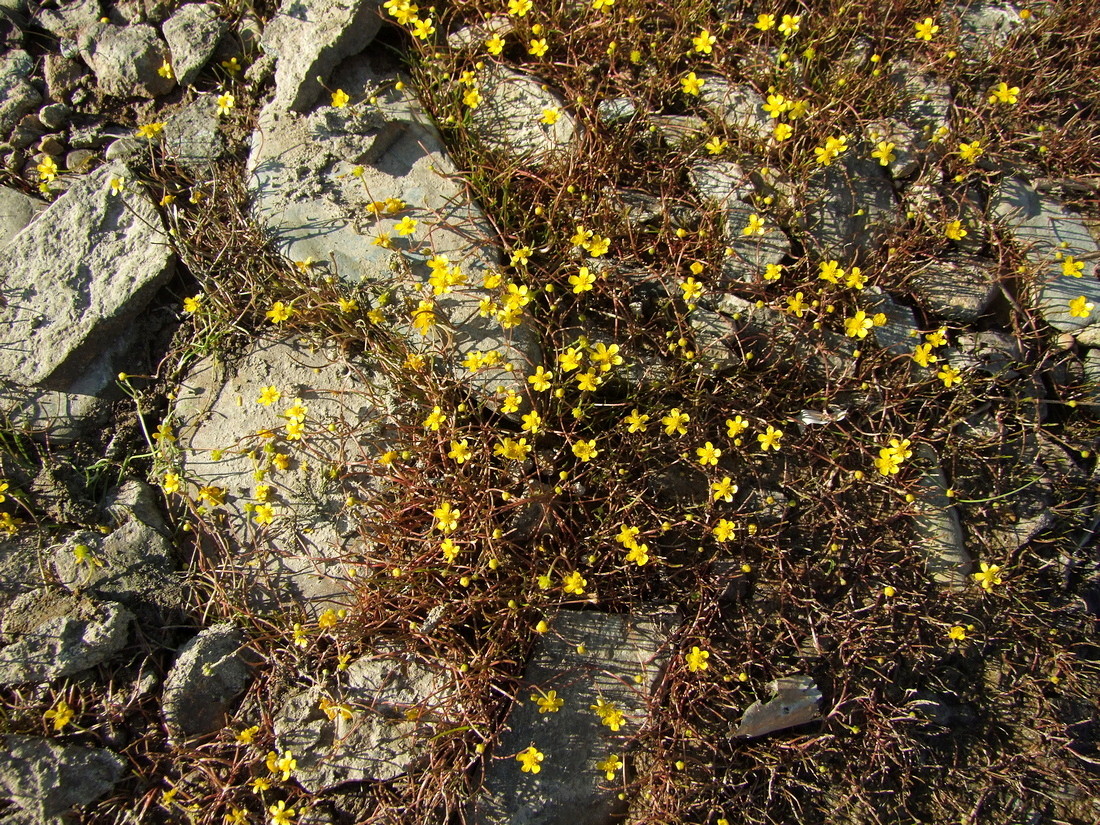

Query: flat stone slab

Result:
[274,652,454,791]
[697,77,770,142]
[0,736,125,823]
[248,53,541,408]
[0,589,133,685]
[908,257,1000,322]
[475,607,679,825]
[163,622,255,744]
[0,163,175,390]
[172,335,396,615]
[468,66,579,167]
[911,444,972,591]
[260,0,382,112]
[991,177,1100,345]
[798,153,896,261]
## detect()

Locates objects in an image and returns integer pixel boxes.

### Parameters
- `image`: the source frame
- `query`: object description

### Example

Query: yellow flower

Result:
[625,542,649,565]
[109,176,126,193]
[958,140,983,164]
[680,72,704,96]
[162,471,182,494]
[988,82,1019,104]
[754,13,775,31]
[712,519,735,542]
[1068,295,1094,318]
[757,425,783,452]
[394,216,418,236]
[572,439,599,462]
[36,156,59,181]
[157,60,173,79]
[944,220,967,240]
[571,225,593,247]
[773,122,793,142]
[534,690,564,713]
[528,366,553,391]
[441,538,460,562]
[215,93,235,116]
[661,408,689,436]
[726,416,748,438]
[778,14,801,36]
[624,409,649,433]
[844,311,873,339]
[197,485,226,506]
[948,625,967,641]
[597,754,623,780]
[762,93,788,118]
[592,0,614,8]
[786,291,807,317]
[1062,256,1085,277]
[711,476,737,502]
[495,437,532,461]
[266,301,293,323]
[44,699,75,731]
[331,89,350,107]
[590,697,625,730]
[501,390,522,414]
[253,503,275,525]
[685,646,710,672]
[586,235,610,256]
[486,34,505,55]
[972,561,1003,591]
[521,410,543,433]
[540,106,561,125]
[448,439,472,463]
[433,502,459,533]
[257,385,282,406]
[528,37,548,57]
[912,343,939,367]
[569,267,595,293]
[846,267,866,290]
[871,141,895,166]
[706,136,728,155]
[680,277,704,302]
[562,570,587,595]
[269,800,296,825]
[508,0,531,14]
[412,16,435,39]
[0,480,8,503]
[742,213,766,236]
[693,28,716,54]
[135,122,165,138]
[914,17,939,41]
[517,746,544,773]
[236,725,259,744]
[696,441,721,466]
[423,405,446,431]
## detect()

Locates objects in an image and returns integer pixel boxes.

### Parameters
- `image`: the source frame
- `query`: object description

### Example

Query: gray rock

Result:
[697,77,771,142]
[798,153,896,261]
[468,66,579,166]
[475,608,679,825]
[52,482,180,612]
[689,158,752,206]
[0,589,133,684]
[0,51,41,137]
[37,135,65,157]
[0,536,47,626]
[162,3,226,86]
[0,163,175,390]
[908,257,1000,322]
[991,177,1100,345]
[162,623,255,744]
[163,100,224,171]
[649,114,705,150]
[447,15,511,50]
[0,736,125,823]
[1086,350,1100,407]
[0,185,43,247]
[64,148,95,172]
[247,54,540,410]
[735,675,823,738]
[104,136,142,160]
[911,444,972,591]
[43,54,87,103]
[172,335,393,616]
[78,22,175,98]
[867,287,919,356]
[955,0,1022,53]
[33,0,101,37]
[260,0,382,113]
[891,60,952,149]
[696,293,856,381]
[11,113,44,150]
[864,118,920,179]
[37,103,71,131]
[275,652,454,791]
[595,97,637,126]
